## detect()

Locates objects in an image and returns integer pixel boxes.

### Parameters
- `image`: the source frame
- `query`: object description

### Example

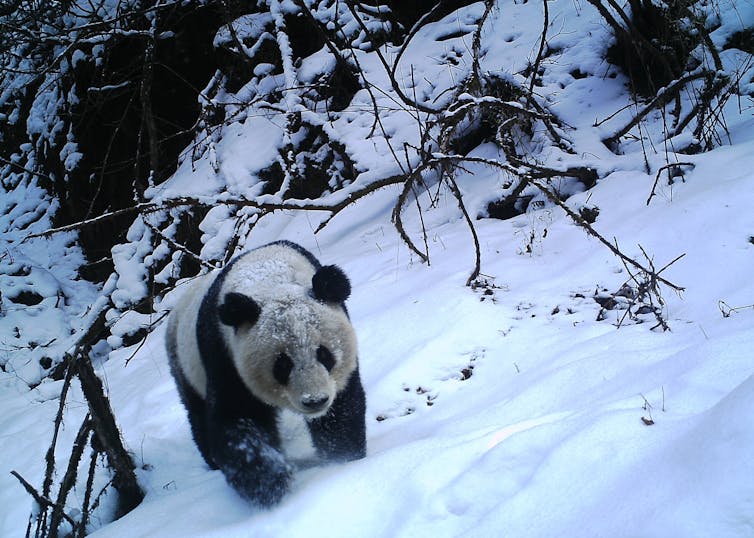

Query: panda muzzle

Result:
[300,394,330,413]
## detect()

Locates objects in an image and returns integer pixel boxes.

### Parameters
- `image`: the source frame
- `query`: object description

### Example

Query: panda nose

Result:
[301,395,329,412]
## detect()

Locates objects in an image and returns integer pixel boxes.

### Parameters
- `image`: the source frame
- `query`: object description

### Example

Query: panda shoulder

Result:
[169,272,216,327]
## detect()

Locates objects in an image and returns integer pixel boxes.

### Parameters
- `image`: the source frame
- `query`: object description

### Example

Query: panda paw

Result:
[224,454,293,507]
[213,421,294,507]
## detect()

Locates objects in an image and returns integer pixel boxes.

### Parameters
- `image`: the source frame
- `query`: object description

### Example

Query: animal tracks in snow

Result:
[375,349,484,422]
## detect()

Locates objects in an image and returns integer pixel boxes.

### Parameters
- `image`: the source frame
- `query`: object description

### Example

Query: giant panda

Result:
[165,240,366,507]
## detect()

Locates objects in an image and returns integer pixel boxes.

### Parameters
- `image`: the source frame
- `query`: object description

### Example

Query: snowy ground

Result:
[4,126,754,536]
[2,0,754,536]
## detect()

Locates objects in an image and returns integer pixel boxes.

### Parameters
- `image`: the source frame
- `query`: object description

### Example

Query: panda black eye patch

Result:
[316,345,336,372]
[218,292,261,328]
[273,353,294,385]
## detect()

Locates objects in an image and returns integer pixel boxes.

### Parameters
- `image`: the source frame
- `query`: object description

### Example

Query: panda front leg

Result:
[205,392,293,507]
[307,369,367,462]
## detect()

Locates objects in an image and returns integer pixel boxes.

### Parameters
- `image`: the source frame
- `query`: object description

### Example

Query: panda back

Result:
[219,242,318,304]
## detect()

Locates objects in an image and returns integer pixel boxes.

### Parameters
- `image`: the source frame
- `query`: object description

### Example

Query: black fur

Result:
[308,371,367,462]
[218,292,261,328]
[312,265,351,303]
[168,241,366,507]
[316,345,335,372]
[273,353,293,385]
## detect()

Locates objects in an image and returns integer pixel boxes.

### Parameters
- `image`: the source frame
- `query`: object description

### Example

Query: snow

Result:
[9,129,752,535]
[2,0,754,536]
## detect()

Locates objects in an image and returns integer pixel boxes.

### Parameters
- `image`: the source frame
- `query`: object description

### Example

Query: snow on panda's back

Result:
[221,243,317,303]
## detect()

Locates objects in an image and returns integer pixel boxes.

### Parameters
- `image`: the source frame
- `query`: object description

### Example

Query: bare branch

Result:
[646,162,695,206]
[422,153,685,292]
[529,176,684,292]
[344,1,439,114]
[10,471,77,530]
[75,348,143,518]
[526,0,549,107]
[26,171,415,242]
[603,69,710,147]
[444,172,481,285]
[49,418,93,538]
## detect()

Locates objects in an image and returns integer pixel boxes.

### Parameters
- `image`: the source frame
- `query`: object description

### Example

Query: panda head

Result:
[217,265,357,417]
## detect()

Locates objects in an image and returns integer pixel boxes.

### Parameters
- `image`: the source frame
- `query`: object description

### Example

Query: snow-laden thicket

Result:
[2,0,754,536]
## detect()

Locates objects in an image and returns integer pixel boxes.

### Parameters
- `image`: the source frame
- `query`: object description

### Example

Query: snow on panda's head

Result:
[216,249,357,417]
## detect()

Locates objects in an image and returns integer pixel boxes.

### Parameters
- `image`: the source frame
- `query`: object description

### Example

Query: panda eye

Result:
[273,353,293,385]
[316,345,335,372]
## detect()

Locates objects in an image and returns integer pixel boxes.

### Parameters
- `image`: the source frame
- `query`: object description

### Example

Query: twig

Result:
[444,172,481,285]
[536,180,684,293]
[78,441,101,538]
[0,157,57,184]
[392,169,430,263]
[142,219,217,270]
[673,74,730,141]
[603,69,710,147]
[527,0,549,107]
[389,1,445,87]
[470,0,496,92]
[646,162,694,205]
[423,153,685,292]
[10,471,77,529]
[26,171,413,242]
[49,417,93,538]
[344,1,439,114]
[36,361,76,537]
[75,346,143,518]
[718,300,754,318]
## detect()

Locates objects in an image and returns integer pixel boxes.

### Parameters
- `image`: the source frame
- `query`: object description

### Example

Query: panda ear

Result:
[312,265,351,303]
[218,292,261,328]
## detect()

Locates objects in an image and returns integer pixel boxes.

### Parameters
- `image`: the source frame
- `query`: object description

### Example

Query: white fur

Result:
[168,273,213,398]
[276,409,317,461]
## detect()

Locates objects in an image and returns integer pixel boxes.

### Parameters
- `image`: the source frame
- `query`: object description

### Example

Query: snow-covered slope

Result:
[99,131,754,537]
[5,128,753,537]
[2,0,754,536]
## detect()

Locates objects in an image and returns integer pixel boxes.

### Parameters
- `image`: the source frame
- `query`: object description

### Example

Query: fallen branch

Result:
[17,304,144,537]
[529,175,685,292]
[78,440,101,538]
[35,362,77,537]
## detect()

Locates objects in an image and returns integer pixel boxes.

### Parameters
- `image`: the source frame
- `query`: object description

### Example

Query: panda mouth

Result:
[299,406,330,418]
[298,394,331,416]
